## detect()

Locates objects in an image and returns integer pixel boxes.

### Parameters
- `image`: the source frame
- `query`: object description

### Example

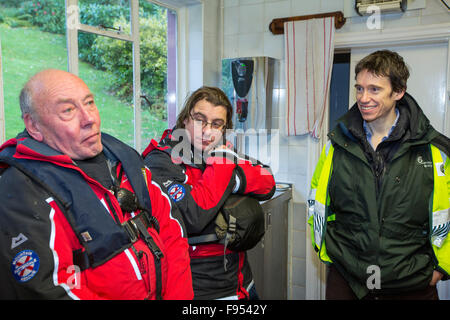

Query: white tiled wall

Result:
[187,3,204,92]
[211,0,449,299]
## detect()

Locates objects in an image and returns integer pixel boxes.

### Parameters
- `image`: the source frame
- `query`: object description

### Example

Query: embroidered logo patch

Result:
[11,233,28,250]
[168,184,186,202]
[11,250,40,283]
[417,155,432,168]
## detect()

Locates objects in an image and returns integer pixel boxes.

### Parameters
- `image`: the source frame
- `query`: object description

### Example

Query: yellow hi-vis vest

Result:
[430,144,450,274]
[307,141,450,275]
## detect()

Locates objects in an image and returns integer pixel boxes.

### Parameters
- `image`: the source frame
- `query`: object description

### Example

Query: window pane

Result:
[139,0,172,148]
[0,1,173,149]
[77,0,171,149]
[0,3,67,140]
[78,0,130,30]
[78,32,135,147]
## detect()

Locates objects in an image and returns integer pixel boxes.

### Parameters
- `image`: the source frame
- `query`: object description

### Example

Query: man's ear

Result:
[393,89,406,101]
[23,113,44,142]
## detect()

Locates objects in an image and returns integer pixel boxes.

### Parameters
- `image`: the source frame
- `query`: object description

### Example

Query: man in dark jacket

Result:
[143,86,275,299]
[0,69,193,299]
[308,50,449,299]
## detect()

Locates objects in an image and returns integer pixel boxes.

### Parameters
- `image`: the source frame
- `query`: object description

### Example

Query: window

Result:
[0,0,177,151]
[0,1,68,141]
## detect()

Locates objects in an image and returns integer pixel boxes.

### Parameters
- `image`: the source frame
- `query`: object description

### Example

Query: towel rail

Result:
[269,11,346,35]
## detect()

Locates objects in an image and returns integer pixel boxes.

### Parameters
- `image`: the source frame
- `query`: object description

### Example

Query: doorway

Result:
[329,52,351,130]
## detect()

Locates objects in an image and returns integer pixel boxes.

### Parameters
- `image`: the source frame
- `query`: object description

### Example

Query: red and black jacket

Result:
[0,132,193,300]
[143,128,275,299]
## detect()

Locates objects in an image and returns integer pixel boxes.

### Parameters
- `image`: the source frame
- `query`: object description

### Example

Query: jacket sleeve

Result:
[0,167,103,300]
[307,141,333,253]
[144,150,239,235]
[208,148,276,200]
[144,168,193,299]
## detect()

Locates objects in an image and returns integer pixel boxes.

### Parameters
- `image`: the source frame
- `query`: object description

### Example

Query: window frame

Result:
[0,39,4,143]
[0,0,179,150]
[66,0,145,150]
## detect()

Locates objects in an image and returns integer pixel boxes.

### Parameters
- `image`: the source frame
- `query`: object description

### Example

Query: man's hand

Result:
[429,270,443,286]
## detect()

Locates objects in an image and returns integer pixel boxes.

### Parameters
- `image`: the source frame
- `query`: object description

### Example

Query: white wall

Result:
[177,0,222,106]
[222,0,450,201]
[218,0,450,300]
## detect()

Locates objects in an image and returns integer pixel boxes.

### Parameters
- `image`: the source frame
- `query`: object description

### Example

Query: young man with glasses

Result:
[143,86,275,299]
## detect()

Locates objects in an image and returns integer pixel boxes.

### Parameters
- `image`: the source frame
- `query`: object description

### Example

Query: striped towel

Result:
[284,17,335,138]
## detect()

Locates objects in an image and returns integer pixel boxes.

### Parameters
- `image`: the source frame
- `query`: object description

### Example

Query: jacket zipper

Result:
[130,244,152,298]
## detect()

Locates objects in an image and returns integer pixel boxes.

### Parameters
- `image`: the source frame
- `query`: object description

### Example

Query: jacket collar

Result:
[0,130,74,165]
[1,130,128,171]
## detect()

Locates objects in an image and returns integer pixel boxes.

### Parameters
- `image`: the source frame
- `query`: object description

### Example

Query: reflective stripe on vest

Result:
[430,144,449,247]
[430,144,450,275]
[307,141,334,263]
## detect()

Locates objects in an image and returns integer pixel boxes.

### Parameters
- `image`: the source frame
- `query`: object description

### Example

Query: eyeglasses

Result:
[189,113,225,130]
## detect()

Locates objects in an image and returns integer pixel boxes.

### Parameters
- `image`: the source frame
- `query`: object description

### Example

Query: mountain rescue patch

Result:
[11,250,40,283]
[168,184,186,202]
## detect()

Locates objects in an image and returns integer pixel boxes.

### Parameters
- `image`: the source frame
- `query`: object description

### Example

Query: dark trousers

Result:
[326,265,439,300]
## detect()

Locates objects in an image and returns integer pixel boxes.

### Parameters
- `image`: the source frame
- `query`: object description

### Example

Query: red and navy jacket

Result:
[142,128,275,299]
[0,132,193,300]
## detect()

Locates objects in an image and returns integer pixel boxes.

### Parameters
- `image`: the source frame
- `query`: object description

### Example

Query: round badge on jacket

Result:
[11,249,40,283]
[168,184,186,202]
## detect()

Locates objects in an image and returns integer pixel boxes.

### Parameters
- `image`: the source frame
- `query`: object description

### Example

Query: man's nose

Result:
[79,105,95,126]
[358,90,370,103]
[202,123,214,133]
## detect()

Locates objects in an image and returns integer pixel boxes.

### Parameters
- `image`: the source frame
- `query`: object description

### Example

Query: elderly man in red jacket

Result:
[0,69,193,299]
